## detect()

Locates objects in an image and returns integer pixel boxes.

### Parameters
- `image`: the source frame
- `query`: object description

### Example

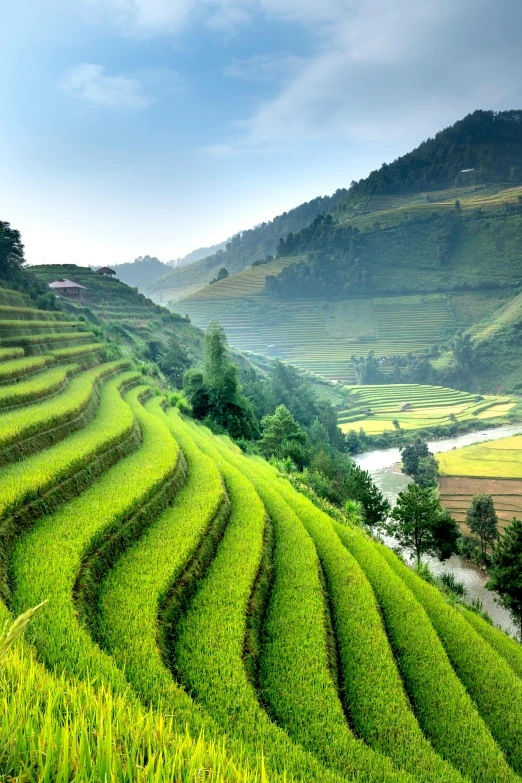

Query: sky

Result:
[2,0,522,267]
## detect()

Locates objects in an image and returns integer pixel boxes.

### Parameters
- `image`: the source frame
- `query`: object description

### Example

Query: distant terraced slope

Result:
[338,383,515,434]
[180,286,456,382]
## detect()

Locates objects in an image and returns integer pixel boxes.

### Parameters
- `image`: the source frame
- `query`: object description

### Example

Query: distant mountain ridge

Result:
[144,189,348,301]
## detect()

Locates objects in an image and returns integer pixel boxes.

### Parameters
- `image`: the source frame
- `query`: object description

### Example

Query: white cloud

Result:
[62,64,182,110]
[215,0,522,151]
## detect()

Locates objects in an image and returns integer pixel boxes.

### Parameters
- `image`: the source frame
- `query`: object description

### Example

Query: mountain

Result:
[168,238,230,269]
[111,255,168,288]
[143,189,348,302]
[170,110,522,390]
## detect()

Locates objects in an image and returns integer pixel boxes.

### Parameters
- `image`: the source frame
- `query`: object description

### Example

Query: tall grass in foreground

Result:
[0,602,258,782]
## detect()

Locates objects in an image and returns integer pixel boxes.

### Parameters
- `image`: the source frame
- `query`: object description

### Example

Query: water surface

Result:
[355,424,522,636]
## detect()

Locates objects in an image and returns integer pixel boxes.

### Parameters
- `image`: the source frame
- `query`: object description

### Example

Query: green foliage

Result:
[466,494,499,562]
[183,322,258,439]
[0,221,25,281]
[343,463,390,526]
[158,333,192,387]
[209,267,229,285]
[401,439,438,487]
[486,518,522,640]
[387,485,459,563]
[258,405,309,467]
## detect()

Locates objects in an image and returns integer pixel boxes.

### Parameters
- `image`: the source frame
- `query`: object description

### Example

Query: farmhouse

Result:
[400,402,412,411]
[48,278,86,297]
[96,267,116,277]
[361,406,371,414]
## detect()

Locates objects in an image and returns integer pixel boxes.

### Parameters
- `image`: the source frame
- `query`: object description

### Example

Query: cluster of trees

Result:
[264,206,470,300]
[339,110,522,202]
[0,220,25,281]
[209,267,229,285]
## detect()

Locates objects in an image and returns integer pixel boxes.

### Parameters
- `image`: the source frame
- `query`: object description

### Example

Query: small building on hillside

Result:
[48,278,86,297]
[400,402,412,411]
[361,406,372,415]
[96,267,116,277]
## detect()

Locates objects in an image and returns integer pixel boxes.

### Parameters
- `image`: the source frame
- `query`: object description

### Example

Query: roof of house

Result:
[96,267,116,274]
[48,278,87,289]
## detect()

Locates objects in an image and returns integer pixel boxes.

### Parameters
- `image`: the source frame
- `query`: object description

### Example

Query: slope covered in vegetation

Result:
[2,278,522,782]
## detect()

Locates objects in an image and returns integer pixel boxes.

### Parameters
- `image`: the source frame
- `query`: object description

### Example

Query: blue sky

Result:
[2,0,522,267]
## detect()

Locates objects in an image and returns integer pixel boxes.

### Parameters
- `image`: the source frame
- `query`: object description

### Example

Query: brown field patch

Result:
[438,477,522,533]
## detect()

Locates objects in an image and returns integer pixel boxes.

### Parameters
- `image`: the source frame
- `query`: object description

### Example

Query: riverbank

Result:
[355,423,522,636]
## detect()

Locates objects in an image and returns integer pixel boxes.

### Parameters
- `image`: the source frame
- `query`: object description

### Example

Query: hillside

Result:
[30,263,206,368]
[3,280,522,780]
[111,255,168,288]
[144,189,348,302]
[169,112,522,390]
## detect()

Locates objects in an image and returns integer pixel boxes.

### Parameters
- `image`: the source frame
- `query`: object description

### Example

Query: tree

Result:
[351,350,381,384]
[386,484,459,563]
[415,454,439,488]
[209,267,229,284]
[344,464,390,527]
[0,221,25,281]
[258,405,309,467]
[159,335,192,387]
[486,519,522,641]
[183,321,258,440]
[400,439,438,485]
[452,331,474,370]
[466,494,498,562]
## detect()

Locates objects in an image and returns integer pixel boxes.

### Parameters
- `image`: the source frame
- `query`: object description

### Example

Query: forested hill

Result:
[144,188,348,301]
[339,110,522,212]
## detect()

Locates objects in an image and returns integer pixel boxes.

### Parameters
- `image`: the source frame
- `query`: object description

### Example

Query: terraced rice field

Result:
[180,293,455,382]
[436,435,522,532]
[338,383,514,434]
[3,282,522,781]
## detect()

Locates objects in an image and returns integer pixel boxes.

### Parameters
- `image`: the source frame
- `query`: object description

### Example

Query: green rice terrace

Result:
[338,383,516,434]
[3,279,522,782]
[178,291,456,383]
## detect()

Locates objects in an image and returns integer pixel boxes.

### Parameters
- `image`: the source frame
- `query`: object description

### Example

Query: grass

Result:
[437,434,522,478]
[0,354,52,381]
[332,523,517,783]
[378,543,522,775]
[0,359,128,451]
[177,421,360,783]
[0,362,79,407]
[219,445,459,783]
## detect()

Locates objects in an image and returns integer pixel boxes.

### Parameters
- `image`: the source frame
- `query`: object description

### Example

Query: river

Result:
[355,424,522,636]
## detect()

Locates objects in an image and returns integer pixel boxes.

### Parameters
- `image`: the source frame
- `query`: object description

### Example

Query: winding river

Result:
[355,424,522,636]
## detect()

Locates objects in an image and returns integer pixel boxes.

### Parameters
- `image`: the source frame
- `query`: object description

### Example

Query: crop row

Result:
[0,330,92,347]
[0,370,138,526]
[50,343,105,360]
[0,359,128,452]
[213,439,417,783]
[0,354,51,382]
[333,524,518,783]
[0,363,79,409]
[98,401,227,739]
[378,544,522,774]
[0,305,64,320]
[0,347,24,362]
[179,422,355,783]
[269,479,463,783]
[0,319,82,331]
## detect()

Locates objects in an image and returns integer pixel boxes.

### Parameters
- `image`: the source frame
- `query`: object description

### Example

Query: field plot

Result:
[181,293,456,382]
[338,383,514,434]
[437,436,522,532]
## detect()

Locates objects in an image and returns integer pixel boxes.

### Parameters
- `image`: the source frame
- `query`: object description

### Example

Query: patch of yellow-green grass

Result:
[476,403,516,419]
[340,418,420,434]
[437,436,522,478]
